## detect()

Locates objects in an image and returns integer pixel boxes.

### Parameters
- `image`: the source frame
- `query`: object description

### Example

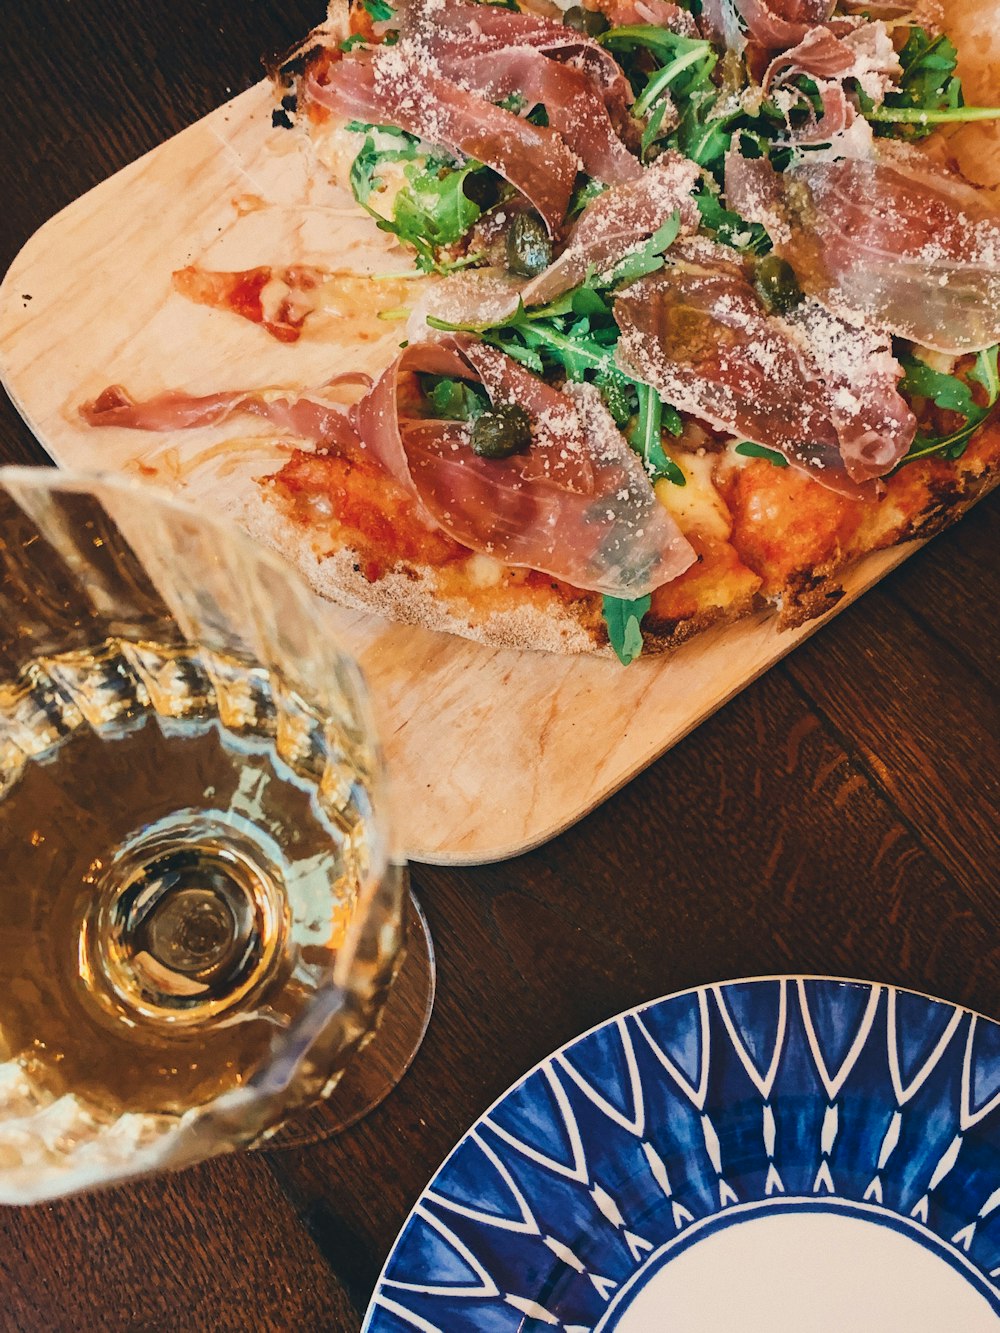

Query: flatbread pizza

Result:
[80,0,1000,661]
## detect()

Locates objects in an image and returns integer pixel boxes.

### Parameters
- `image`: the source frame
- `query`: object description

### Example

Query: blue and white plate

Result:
[364,976,1000,1332]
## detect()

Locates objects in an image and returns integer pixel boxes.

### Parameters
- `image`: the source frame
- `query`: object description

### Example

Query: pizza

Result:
[81,0,1000,661]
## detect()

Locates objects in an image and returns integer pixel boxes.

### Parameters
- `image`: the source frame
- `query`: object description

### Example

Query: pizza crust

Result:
[232,487,608,654]
[237,418,1000,657]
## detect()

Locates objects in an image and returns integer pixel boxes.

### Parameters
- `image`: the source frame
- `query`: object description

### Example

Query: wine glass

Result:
[0,465,434,1202]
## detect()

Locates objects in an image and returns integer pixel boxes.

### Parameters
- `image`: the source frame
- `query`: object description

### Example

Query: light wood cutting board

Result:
[0,81,921,865]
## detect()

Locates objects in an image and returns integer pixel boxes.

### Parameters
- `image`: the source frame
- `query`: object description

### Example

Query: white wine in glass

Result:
[0,467,433,1201]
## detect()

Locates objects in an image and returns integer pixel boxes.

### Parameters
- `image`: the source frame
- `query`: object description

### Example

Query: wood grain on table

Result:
[1,3,998,1330]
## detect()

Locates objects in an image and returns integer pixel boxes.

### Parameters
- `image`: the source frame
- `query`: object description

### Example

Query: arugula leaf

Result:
[345,121,412,137]
[735,440,789,467]
[694,184,771,255]
[568,177,607,220]
[900,357,976,416]
[347,129,486,272]
[571,286,612,318]
[339,32,369,52]
[868,28,1000,135]
[363,0,395,20]
[634,40,717,119]
[392,164,482,261]
[970,344,1000,404]
[602,25,725,165]
[641,98,674,159]
[439,306,602,381]
[607,214,682,287]
[602,593,651,666]
[601,25,699,63]
[421,376,489,421]
[631,382,686,485]
[348,128,420,207]
[896,346,1000,465]
[601,26,716,105]
[594,367,636,427]
[349,136,387,207]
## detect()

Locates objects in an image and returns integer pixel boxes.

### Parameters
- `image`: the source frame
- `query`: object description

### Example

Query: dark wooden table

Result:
[1,4,998,1329]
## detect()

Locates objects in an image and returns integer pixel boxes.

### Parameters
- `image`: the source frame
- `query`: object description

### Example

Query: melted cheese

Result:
[465,553,505,588]
[313,118,422,221]
[654,450,731,541]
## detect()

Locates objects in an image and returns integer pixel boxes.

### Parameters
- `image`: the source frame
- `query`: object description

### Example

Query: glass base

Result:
[260,889,435,1147]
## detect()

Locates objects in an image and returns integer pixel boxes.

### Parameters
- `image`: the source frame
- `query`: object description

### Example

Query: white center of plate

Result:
[605,1207,998,1332]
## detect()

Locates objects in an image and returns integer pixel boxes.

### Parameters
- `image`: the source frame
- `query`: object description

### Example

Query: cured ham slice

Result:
[80,343,694,596]
[614,261,846,479]
[401,0,634,121]
[357,336,695,595]
[763,26,854,83]
[602,0,697,32]
[701,0,834,51]
[79,382,364,454]
[521,153,701,306]
[725,152,1000,352]
[613,244,914,486]
[786,301,916,481]
[304,51,579,235]
[789,83,855,146]
[761,21,899,146]
[764,21,899,102]
[439,49,641,186]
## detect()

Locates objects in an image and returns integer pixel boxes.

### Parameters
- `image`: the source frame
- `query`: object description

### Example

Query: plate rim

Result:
[362,972,1000,1329]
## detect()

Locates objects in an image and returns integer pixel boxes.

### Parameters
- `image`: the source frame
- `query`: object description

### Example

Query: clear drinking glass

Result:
[0,466,434,1202]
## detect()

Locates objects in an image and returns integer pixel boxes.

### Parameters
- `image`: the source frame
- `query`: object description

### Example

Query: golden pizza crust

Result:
[245,422,1000,656]
[235,488,605,653]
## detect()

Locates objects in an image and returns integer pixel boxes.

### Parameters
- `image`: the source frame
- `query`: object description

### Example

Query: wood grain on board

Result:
[0,81,939,864]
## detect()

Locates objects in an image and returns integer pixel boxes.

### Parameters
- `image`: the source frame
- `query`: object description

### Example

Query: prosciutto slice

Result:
[701,0,834,50]
[788,82,855,146]
[603,0,697,32]
[763,26,854,82]
[437,48,641,186]
[763,21,899,102]
[357,336,694,595]
[82,343,694,596]
[762,21,899,145]
[79,382,364,454]
[613,244,914,486]
[725,152,1000,352]
[401,0,634,119]
[521,153,701,306]
[304,50,578,235]
[785,301,916,481]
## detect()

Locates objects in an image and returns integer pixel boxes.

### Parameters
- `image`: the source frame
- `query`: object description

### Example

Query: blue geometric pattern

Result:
[364,978,1000,1331]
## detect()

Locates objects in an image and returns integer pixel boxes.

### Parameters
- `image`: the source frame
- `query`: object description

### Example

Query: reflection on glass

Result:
[0,467,421,1201]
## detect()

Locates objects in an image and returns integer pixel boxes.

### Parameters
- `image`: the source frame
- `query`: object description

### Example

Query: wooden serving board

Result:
[0,81,919,865]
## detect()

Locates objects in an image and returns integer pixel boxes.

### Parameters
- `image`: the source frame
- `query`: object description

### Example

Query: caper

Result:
[563,5,610,36]
[753,254,803,316]
[462,168,499,211]
[470,403,532,458]
[505,211,553,278]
